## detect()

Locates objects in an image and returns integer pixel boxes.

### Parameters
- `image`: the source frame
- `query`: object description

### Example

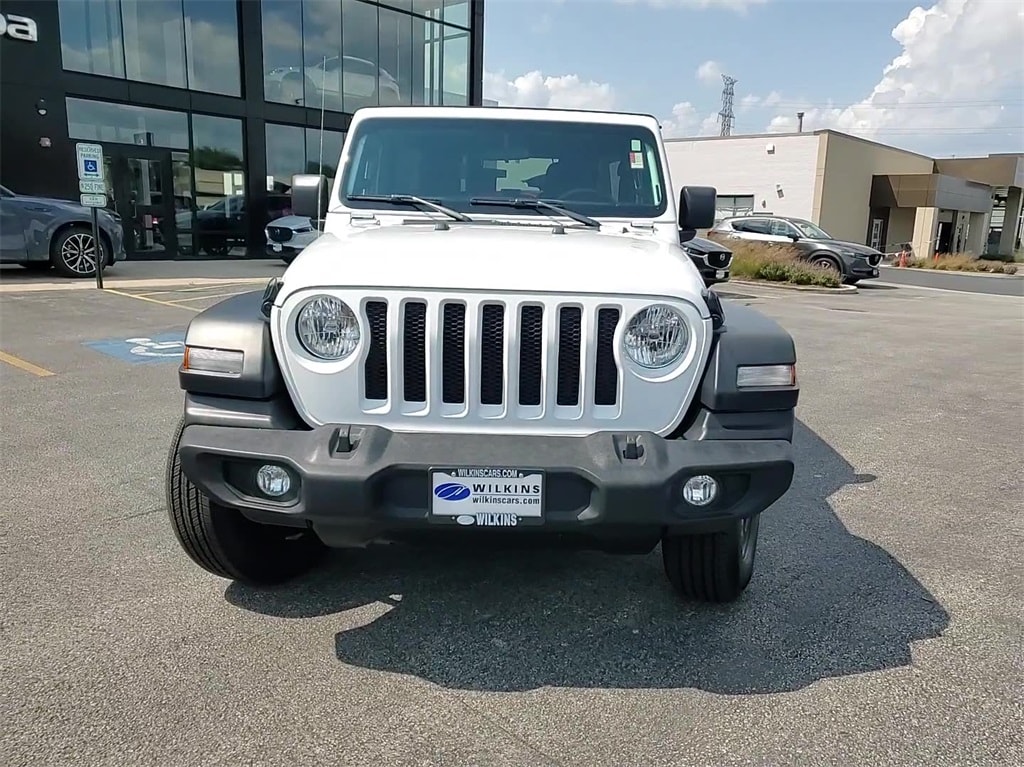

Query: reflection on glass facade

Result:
[66,97,190,148]
[35,1,481,259]
[266,123,348,194]
[57,0,241,95]
[262,0,470,111]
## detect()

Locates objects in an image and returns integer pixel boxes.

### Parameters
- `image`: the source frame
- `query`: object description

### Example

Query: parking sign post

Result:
[75,143,106,289]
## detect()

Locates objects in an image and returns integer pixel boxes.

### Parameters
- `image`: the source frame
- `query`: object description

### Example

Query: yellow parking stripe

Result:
[170,291,250,303]
[0,350,55,377]
[105,288,202,312]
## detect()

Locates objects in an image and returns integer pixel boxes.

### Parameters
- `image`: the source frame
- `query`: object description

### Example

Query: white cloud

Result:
[762,0,1024,151]
[483,70,616,110]
[660,102,722,138]
[484,71,722,138]
[696,60,724,86]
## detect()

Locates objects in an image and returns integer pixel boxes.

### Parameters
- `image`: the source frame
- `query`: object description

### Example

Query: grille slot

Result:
[556,307,583,406]
[518,305,544,406]
[364,301,388,400]
[594,308,620,405]
[402,302,427,402]
[441,303,466,404]
[479,304,505,405]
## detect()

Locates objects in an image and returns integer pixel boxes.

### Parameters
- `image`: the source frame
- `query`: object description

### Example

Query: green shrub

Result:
[906,254,1018,275]
[705,234,842,288]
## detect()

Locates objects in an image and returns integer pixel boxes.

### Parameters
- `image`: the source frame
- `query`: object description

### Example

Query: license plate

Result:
[429,467,544,527]
[716,270,727,278]
[272,243,282,252]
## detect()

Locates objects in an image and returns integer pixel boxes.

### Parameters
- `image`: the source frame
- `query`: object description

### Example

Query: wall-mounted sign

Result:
[0,13,37,42]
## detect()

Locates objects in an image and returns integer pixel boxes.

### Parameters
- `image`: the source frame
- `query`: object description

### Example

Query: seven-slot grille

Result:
[361,299,621,411]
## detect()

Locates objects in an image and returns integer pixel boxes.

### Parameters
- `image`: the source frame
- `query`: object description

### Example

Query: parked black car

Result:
[710,215,882,284]
[680,233,732,287]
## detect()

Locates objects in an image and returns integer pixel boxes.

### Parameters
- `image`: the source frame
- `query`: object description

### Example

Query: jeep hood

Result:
[281,223,707,306]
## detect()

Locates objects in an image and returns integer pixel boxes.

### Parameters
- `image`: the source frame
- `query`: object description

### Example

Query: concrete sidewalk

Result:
[0,259,284,293]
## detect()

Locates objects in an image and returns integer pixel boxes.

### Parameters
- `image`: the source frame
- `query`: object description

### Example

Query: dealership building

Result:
[664,130,1023,259]
[0,0,484,259]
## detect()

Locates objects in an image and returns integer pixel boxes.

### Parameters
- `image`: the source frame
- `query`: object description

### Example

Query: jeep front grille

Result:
[361,298,621,412]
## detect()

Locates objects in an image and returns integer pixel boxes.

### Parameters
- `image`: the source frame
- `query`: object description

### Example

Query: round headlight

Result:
[623,304,689,369]
[296,296,360,360]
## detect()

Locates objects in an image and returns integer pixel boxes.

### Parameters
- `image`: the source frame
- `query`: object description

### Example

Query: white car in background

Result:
[265,215,321,264]
[265,56,401,109]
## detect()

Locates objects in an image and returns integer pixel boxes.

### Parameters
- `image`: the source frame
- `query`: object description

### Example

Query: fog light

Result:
[682,475,718,506]
[256,464,291,497]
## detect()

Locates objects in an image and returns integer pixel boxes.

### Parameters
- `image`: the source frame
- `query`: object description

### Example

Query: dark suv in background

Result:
[710,215,883,284]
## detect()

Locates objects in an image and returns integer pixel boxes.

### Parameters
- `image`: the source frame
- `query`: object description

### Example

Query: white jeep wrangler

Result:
[166,106,799,603]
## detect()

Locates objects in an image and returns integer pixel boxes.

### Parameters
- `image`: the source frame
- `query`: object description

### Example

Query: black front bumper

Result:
[177,422,794,546]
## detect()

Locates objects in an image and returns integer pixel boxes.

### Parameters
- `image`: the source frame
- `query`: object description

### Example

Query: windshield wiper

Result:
[347,194,473,223]
[469,197,601,229]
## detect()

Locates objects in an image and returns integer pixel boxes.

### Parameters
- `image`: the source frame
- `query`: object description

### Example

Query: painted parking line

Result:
[104,287,202,313]
[82,332,186,365]
[0,350,56,378]
[137,282,263,297]
[169,290,252,303]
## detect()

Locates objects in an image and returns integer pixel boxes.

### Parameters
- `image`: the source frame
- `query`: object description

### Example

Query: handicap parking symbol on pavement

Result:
[83,331,186,365]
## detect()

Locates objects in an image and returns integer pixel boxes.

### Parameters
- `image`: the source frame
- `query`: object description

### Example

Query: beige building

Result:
[664,129,1023,259]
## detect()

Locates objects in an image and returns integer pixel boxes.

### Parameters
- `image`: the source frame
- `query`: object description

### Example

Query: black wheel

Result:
[661,514,761,602]
[165,417,326,585]
[809,254,843,280]
[50,226,109,278]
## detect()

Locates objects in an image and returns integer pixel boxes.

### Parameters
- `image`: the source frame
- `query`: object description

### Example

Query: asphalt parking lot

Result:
[1,277,1022,767]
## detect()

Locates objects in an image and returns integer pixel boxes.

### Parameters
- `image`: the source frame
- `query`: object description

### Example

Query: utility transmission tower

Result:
[718,74,737,136]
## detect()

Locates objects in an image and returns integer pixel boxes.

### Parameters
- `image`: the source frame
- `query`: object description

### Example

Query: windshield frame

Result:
[790,218,832,239]
[336,115,670,221]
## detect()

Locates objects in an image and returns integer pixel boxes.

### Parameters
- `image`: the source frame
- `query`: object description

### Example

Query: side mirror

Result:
[291,174,329,225]
[678,185,716,237]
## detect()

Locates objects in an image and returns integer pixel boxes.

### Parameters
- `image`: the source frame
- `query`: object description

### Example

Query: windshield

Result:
[791,219,832,239]
[339,116,668,219]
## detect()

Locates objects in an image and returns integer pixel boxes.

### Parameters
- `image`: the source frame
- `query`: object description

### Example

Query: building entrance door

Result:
[104,147,192,259]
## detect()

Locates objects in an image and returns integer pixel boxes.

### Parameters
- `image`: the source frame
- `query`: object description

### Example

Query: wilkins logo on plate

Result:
[430,468,543,526]
[433,482,472,502]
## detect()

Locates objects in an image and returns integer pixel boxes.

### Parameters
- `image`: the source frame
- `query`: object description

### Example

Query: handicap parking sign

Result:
[83,159,98,174]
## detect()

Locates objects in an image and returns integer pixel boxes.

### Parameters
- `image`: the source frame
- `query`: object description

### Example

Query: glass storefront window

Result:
[380,7,414,106]
[302,0,343,109]
[343,0,382,111]
[120,0,187,88]
[416,20,444,106]
[58,0,126,78]
[442,1,470,28]
[67,97,189,148]
[262,0,304,106]
[305,128,347,179]
[442,27,469,105]
[183,0,242,97]
[190,115,247,258]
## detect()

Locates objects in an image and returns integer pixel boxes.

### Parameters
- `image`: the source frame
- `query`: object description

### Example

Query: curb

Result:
[0,276,274,294]
[879,265,1022,279]
[726,279,858,294]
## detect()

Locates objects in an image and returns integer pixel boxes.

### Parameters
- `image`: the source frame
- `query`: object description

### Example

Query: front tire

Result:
[51,226,109,278]
[661,514,761,602]
[165,417,326,585]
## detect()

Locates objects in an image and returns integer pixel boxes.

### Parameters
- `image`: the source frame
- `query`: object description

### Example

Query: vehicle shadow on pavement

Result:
[225,420,950,694]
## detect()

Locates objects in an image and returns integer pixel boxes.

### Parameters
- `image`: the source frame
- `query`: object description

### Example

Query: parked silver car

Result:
[0,184,126,278]
[265,215,322,264]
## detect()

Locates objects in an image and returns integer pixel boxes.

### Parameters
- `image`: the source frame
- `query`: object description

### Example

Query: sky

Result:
[481,0,1024,158]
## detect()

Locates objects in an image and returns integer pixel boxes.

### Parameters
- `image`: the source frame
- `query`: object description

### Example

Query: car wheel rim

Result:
[61,233,97,274]
[815,258,839,274]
